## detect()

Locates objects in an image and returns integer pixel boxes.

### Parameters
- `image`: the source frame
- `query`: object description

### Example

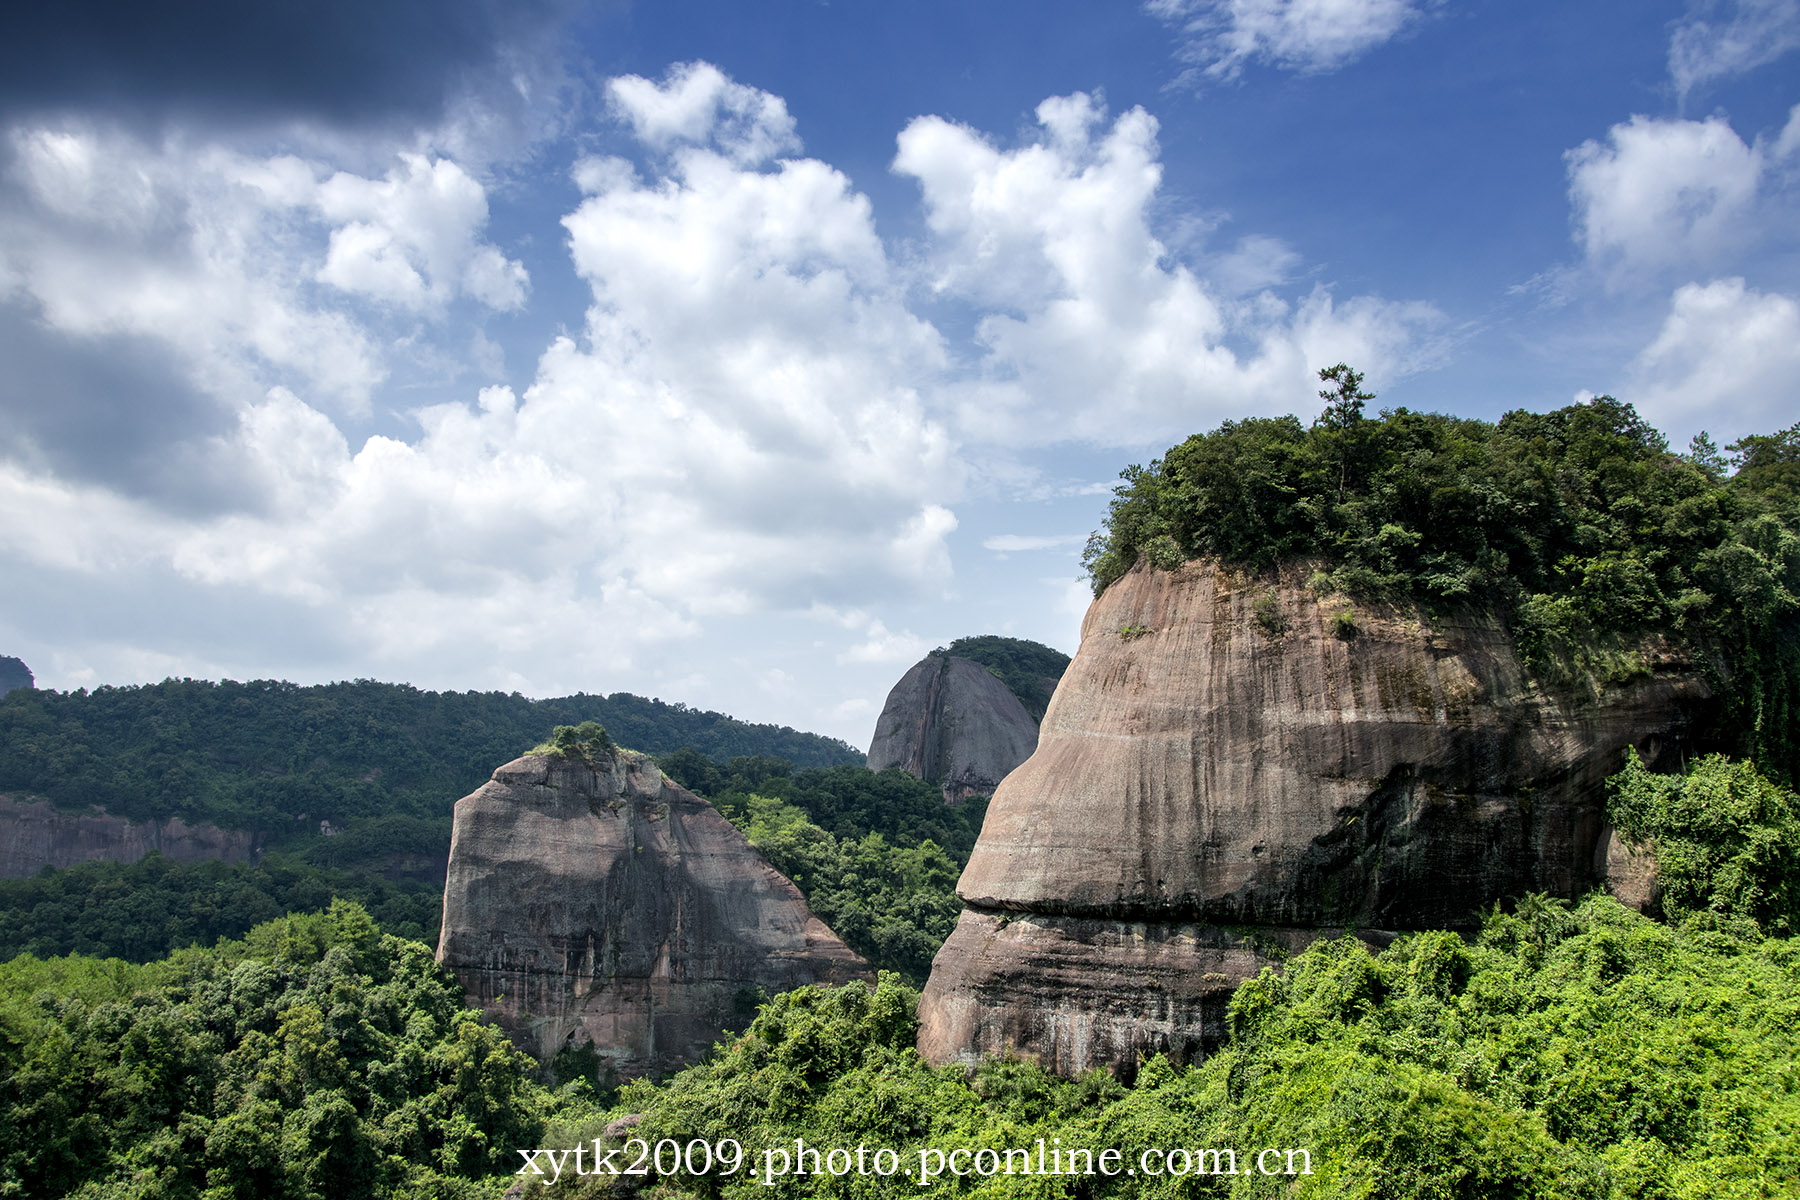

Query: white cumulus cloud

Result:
[1565,114,1766,283]
[1626,277,1800,441]
[0,126,529,419]
[607,61,801,166]
[3,66,965,690]
[893,91,1442,446]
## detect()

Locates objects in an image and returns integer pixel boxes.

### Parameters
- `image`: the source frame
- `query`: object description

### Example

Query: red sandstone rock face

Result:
[437,750,868,1078]
[918,558,1703,1076]
[867,654,1041,803]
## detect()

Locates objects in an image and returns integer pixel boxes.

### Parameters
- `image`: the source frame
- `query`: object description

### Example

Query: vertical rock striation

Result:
[867,654,1042,803]
[437,748,868,1078]
[918,558,1708,1077]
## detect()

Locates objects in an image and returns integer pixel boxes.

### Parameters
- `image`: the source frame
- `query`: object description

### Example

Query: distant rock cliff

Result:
[0,657,31,699]
[867,654,1043,803]
[436,748,868,1078]
[918,558,1707,1077]
[0,795,261,878]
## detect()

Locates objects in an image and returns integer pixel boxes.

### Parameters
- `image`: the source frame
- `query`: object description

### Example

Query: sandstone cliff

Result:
[867,654,1042,803]
[0,794,261,878]
[918,558,1704,1077]
[436,748,868,1077]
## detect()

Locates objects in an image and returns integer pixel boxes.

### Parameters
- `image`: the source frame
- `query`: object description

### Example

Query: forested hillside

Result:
[545,895,1800,1199]
[0,684,864,967]
[0,902,556,1199]
[7,752,1797,1199]
[1083,374,1800,778]
[0,679,861,832]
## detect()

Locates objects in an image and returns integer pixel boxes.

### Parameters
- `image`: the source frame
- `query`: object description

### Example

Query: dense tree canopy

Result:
[658,753,985,981]
[1609,750,1800,935]
[1082,374,1800,778]
[658,754,987,862]
[0,902,556,1199]
[0,853,443,963]
[529,897,1798,1200]
[0,678,861,833]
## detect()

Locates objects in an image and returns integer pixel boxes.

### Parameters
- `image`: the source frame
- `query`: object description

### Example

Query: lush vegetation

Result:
[658,754,987,863]
[1609,750,1800,935]
[0,677,861,834]
[658,753,985,982]
[0,657,30,697]
[521,896,1797,1199]
[941,637,1070,722]
[0,683,860,968]
[529,722,616,766]
[0,854,444,964]
[728,795,964,984]
[1081,371,1800,778]
[0,901,557,1199]
[10,753,1796,1199]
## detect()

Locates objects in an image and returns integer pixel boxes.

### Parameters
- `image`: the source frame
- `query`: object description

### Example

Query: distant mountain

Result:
[0,656,31,699]
[0,677,862,833]
[867,636,1070,803]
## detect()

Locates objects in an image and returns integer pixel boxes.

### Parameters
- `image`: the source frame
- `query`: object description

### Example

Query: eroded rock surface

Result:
[0,795,261,878]
[437,749,868,1077]
[867,655,1041,803]
[919,558,1706,1076]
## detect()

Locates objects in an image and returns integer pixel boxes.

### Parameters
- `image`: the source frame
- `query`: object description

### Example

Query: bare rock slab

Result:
[868,654,1041,803]
[919,558,1706,1075]
[437,749,868,1077]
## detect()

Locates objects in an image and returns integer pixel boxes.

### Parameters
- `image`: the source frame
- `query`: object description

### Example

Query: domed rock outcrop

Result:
[867,654,1042,803]
[917,558,1707,1077]
[437,748,868,1078]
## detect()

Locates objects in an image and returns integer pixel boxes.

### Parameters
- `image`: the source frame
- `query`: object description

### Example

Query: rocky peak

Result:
[437,747,868,1079]
[0,657,32,699]
[867,653,1042,803]
[918,558,1708,1077]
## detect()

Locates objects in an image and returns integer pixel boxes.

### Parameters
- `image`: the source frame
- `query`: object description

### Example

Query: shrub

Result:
[534,720,615,765]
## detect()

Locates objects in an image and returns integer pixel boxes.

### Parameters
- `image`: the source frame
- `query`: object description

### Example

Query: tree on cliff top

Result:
[1081,368,1800,779]
[533,720,615,765]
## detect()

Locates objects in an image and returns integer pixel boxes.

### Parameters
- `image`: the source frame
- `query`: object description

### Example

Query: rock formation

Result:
[0,656,31,699]
[0,795,261,878]
[867,654,1042,803]
[918,558,1707,1077]
[436,747,868,1078]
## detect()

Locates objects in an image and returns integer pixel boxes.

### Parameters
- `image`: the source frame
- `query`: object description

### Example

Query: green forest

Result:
[0,682,866,963]
[9,765,1797,1199]
[1082,370,1800,778]
[0,678,862,833]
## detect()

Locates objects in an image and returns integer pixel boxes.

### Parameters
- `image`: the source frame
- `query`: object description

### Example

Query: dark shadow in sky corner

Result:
[0,0,584,130]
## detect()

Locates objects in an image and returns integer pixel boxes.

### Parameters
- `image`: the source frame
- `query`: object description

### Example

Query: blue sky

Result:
[1,0,1797,747]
